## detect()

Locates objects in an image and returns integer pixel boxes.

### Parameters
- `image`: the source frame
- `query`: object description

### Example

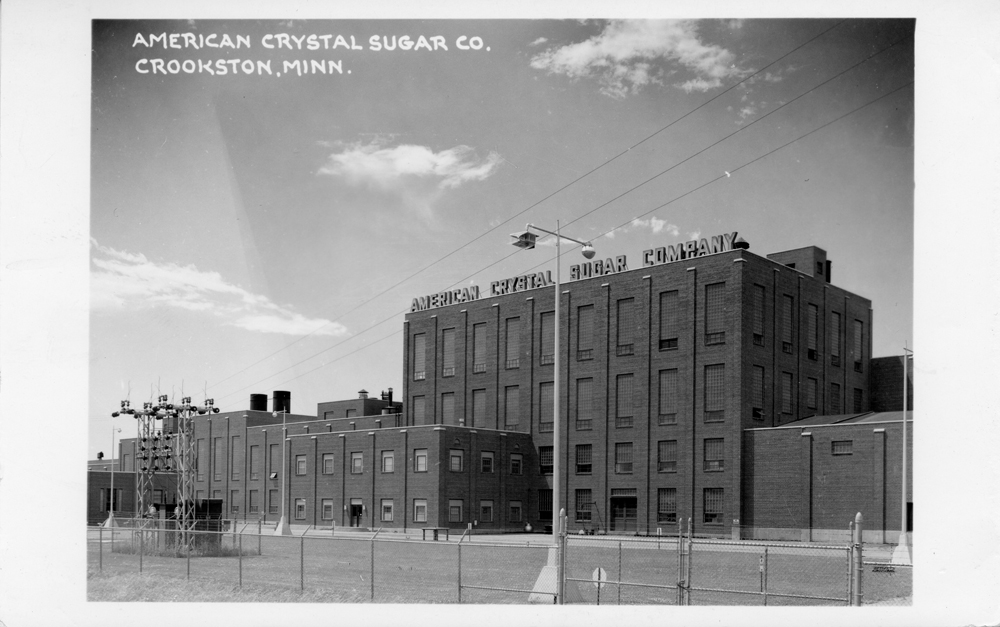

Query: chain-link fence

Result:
[87,514,910,605]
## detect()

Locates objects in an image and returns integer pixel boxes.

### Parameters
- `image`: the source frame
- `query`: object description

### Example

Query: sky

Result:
[88,18,916,457]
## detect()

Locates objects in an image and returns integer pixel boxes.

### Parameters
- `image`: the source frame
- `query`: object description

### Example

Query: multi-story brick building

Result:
[92,234,911,540]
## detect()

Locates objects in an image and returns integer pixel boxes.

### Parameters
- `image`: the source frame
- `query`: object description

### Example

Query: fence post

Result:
[99,525,103,572]
[685,518,693,606]
[763,547,769,606]
[370,538,375,601]
[258,519,262,555]
[617,540,622,605]
[139,524,144,574]
[556,509,566,605]
[300,535,305,592]
[186,532,191,579]
[238,532,243,589]
[852,512,864,606]
[457,542,462,603]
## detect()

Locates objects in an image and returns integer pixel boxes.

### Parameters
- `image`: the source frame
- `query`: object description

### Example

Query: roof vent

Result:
[734,236,750,250]
[358,389,369,399]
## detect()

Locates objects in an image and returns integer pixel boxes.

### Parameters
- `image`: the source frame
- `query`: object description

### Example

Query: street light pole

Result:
[105,425,121,527]
[274,407,291,535]
[892,346,913,565]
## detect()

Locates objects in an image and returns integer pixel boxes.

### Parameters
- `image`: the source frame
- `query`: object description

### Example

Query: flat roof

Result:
[746,410,913,431]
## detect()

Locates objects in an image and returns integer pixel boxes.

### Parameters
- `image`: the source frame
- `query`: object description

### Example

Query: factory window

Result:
[538,381,554,432]
[576,490,593,522]
[449,500,464,523]
[441,392,456,426]
[504,386,520,430]
[213,490,222,499]
[752,365,765,420]
[413,499,428,523]
[381,450,394,473]
[123,453,131,472]
[658,488,678,524]
[153,489,166,504]
[576,378,593,430]
[659,290,679,350]
[752,284,766,346]
[853,320,864,372]
[473,322,488,373]
[704,438,725,472]
[576,444,592,474]
[577,304,595,360]
[294,498,306,520]
[658,440,677,473]
[705,282,726,345]
[413,333,426,380]
[472,389,486,428]
[351,452,363,474]
[196,438,206,481]
[505,317,521,369]
[450,449,464,472]
[510,453,523,475]
[295,455,306,476]
[442,328,456,377]
[480,500,494,523]
[321,498,333,520]
[658,369,678,424]
[538,490,553,522]
[230,491,239,513]
[412,395,426,426]
[414,449,428,473]
[268,489,279,515]
[509,500,523,523]
[231,435,242,481]
[481,451,494,473]
[830,311,842,367]
[615,442,634,474]
[853,388,864,413]
[831,383,842,414]
[807,303,819,360]
[322,453,335,475]
[832,440,854,455]
[704,364,725,422]
[539,446,553,475]
[213,437,223,481]
[807,378,818,410]
[781,372,794,415]
[616,373,635,428]
[616,298,635,355]
[249,445,260,480]
[249,490,259,514]
[704,488,724,525]
[381,499,394,522]
[268,443,279,480]
[540,311,555,365]
[781,295,794,354]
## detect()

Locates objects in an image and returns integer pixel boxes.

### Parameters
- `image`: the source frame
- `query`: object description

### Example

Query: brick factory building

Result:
[91,234,912,541]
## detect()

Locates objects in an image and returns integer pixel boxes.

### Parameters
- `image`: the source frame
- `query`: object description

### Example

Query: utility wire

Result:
[208,20,847,391]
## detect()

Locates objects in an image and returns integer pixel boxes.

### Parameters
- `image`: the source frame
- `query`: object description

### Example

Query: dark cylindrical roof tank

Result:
[250,394,268,411]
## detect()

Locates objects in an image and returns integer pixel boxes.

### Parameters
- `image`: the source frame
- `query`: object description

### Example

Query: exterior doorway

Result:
[350,499,363,527]
[610,496,637,532]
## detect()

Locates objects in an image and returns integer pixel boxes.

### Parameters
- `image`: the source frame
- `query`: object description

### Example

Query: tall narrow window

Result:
[615,442,633,474]
[853,388,864,413]
[538,490,553,522]
[538,381,554,432]
[441,392,456,426]
[471,389,486,428]
[752,284,765,346]
[449,500,463,523]
[249,490,260,514]
[249,445,259,480]
[659,290,679,350]
[704,438,724,471]
[781,294,794,354]
[294,498,306,520]
[781,372,794,415]
[807,303,819,360]
[704,488,724,524]
[540,311,555,365]
[268,443,279,480]
[504,385,520,430]
[480,500,494,523]
[473,322,487,373]
[751,365,765,419]
[853,320,864,372]
[657,488,677,524]
[575,444,592,474]
[231,435,242,481]
[830,311,842,367]
[321,498,333,520]
[616,298,635,355]
[539,446,553,474]
[505,317,520,369]
[481,451,494,473]
[575,490,593,522]
[705,282,726,345]
[704,364,725,422]
[413,333,426,380]
[807,377,818,410]
[831,382,842,414]
[414,449,428,472]
[658,369,678,425]
[616,373,634,428]
[658,440,677,472]
[414,499,427,523]
[212,437,223,481]
[295,454,306,475]
[381,450,394,473]
[197,438,207,481]
[268,489,279,515]
[576,378,593,430]
[351,452,363,474]
[412,395,426,425]
[577,304,595,360]
[322,452,334,474]
[442,328,455,377]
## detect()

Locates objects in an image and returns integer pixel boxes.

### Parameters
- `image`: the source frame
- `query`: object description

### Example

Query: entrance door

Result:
[350,499,363,527]
[610,497,637,532]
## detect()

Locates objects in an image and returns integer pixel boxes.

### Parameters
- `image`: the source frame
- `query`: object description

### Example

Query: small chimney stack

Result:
[358,389,369,400]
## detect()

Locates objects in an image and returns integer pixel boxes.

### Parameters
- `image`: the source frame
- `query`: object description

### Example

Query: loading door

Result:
[350,499,363,527]
[610,497,637,532]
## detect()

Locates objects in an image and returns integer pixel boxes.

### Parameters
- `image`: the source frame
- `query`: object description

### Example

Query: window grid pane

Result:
[831,311,842,359]
[782,295,794,348]
[576,378,593,430]
[807,303,818,352]
[441,392,456,426]
[704,438,724,471]
[704,488,724,524]
[504,386,520,430]
[853,320,864,371]
[472,389,486,429]
[616,373,634,428]
[615,442,633,473]
[617,298,635,348]
[807,378,817,409]
[659,290,679,349]
[576,444,592,474]
[782,372,794,414]
[575,489,592,522]
[752,284,765,337]
[752,365,764,418]
[538,381,554,432]
[658,440,677,472]
[539,446,553,474]
[578,305,595,357]
[657,488,677,524]
[540,312,555,363]
[704,364,725,420]
[473,323,487,372]
[831,383,842,414]
[705,282,726,344]
[853,388,864,413]
[442,328,455,375]
[658,369,678,424]
[413,396,426,425]
[505,318,520,368]
[413,333,426,380]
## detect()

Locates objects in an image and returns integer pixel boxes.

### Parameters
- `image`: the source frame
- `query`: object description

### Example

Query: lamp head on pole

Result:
[509,230,536,250]
[581,243,596,259]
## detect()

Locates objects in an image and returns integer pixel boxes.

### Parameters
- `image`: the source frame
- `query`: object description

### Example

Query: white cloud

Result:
[318,139,502,191]
[530,20,748,98]
[90,239,347,337]
[529,37,548,47]
[687,230,702,241]
[605,217,680,239]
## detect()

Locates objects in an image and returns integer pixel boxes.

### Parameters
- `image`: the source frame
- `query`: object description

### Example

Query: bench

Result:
[421,527,450,541]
